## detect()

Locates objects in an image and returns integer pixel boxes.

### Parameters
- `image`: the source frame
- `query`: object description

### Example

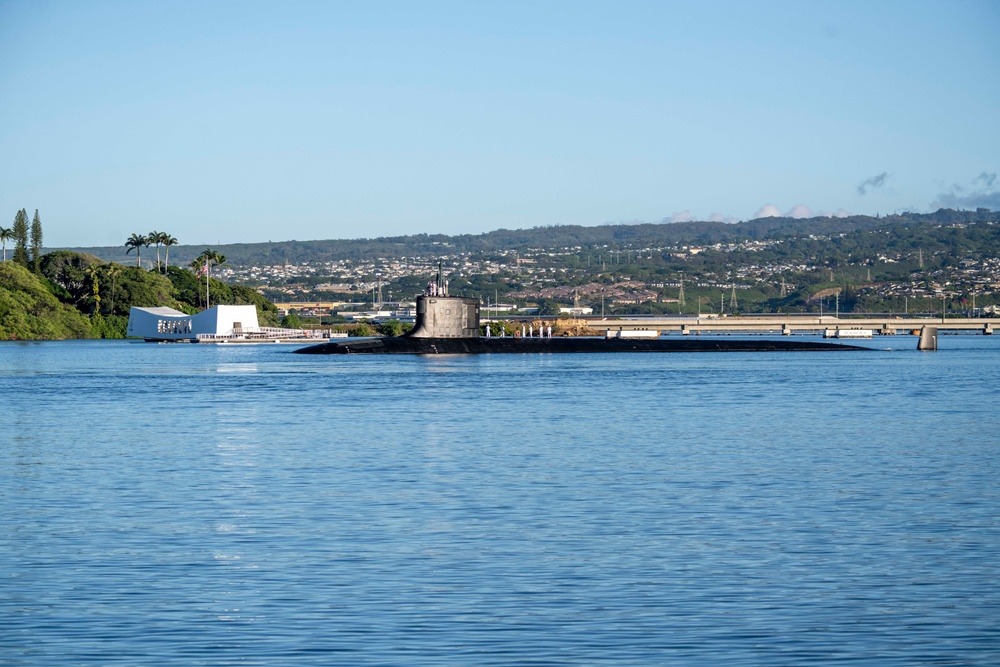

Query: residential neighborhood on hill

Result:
[5,207,999,340]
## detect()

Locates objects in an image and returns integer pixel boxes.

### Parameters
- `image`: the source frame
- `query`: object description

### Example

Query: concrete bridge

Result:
[582,315,998,336]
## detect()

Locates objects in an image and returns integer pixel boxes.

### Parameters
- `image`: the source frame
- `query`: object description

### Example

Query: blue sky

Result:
[1,0,998,247]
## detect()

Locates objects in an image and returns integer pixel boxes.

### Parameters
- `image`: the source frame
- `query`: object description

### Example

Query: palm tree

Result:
[210,252,227,308]
[105,263,123,316]
[161,235,178,273]
[85,264,101,314]
[149,230,163,272]
[189,257,206,308]
[193,249,227,308]
[125,233,148,268]
[0,226,11,262]
[210,251,227,271]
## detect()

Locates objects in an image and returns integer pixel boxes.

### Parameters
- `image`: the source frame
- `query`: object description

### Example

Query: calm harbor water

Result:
[2,336,999,665]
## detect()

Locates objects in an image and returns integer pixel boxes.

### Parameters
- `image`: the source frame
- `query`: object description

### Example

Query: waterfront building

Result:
[126,305,260,341]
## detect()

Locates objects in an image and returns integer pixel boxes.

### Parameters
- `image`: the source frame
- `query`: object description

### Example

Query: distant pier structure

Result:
[918,326,938,351]
[584,315,997,338]
[581,315,998,350]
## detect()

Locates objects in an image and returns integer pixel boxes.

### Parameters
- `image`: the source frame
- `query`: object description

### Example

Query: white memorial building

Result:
[127,304,262,341]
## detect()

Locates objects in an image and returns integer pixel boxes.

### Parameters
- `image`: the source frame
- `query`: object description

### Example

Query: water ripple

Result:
[2,338,999,665]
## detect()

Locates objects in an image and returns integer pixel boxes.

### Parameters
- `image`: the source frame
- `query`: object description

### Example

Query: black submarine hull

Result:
[294,336,868,355]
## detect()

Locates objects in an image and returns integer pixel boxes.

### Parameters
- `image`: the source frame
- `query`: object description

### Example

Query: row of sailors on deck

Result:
[484,324,553,338]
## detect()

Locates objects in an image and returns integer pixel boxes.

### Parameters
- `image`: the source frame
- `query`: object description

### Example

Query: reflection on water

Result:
[1,338,999,665]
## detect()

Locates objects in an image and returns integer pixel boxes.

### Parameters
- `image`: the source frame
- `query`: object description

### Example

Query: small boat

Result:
[824,329,874,339]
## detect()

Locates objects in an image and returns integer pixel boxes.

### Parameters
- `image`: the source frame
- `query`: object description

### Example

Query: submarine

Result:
[294,281,867,355]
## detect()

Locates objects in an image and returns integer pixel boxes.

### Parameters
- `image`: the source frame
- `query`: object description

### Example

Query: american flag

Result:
[196,262,208,278]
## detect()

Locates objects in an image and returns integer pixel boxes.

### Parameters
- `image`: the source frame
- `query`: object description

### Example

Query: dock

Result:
[577,316,998,336]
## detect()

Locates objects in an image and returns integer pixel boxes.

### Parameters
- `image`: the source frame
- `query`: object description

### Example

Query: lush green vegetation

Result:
[0,262,93,339]
[2,246,281,340]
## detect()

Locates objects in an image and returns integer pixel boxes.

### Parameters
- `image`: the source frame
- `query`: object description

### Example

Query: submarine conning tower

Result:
[405,274,480,339]
[407,296,480,338]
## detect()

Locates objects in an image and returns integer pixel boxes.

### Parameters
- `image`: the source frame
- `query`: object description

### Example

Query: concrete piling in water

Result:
[918,326,937,351]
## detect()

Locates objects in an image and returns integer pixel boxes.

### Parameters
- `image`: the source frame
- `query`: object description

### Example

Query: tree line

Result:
[123,231,178,272]
[119,233,227,309]
[52,207,999,270]
[1,215,279,339]
[1,208,44,272]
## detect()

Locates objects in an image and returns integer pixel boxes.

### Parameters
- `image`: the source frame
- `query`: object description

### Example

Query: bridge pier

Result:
[918,326,938,351]
[985,323,993,335]
[881,325,896,336]
[782,324,791,336]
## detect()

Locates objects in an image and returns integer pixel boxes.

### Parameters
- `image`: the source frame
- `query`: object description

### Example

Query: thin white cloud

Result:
[785,204,812,219]
[815,208,851,218]
[753,204,781,218]
[668,210,695,223]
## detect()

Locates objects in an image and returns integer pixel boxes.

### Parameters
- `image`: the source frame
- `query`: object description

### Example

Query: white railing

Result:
[196,327,327,341]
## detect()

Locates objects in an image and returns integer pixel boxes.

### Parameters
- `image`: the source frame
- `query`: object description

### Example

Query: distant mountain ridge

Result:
[51,208,998,269]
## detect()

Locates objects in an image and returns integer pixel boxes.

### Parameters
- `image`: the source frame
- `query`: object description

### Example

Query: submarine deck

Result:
[294,336,868,355]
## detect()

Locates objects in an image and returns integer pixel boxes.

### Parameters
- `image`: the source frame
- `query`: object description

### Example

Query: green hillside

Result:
[0,262,93,340]
[52,207,999,268]
[0,252,280,341]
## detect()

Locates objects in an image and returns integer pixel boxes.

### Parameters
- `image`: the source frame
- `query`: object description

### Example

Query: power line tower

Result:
[730,282,738,311]
[678,275,686,307]
[780,275,787,297]
[918,249,924,269]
